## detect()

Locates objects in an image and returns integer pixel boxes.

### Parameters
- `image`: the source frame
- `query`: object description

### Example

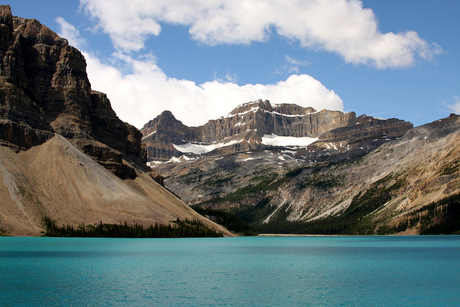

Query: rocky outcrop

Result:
[141,110,192,161]
[0,5,146,178]
[141,99,412,162]
[225,100,347,138]
[319,115,413,142]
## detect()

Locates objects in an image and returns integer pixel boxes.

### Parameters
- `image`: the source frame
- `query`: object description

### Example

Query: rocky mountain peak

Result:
[228,99,317,117]
[141,98,412,162]
[0,5,12,27]
[229,99,273,115]
[155,110,181,127]
[141,110,188,138]
[0,4,147,178]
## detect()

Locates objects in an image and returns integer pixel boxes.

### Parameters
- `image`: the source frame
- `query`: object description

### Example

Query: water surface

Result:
[0,236,459,306]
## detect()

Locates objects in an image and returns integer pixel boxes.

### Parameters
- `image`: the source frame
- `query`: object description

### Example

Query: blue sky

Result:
[8,0,460,128]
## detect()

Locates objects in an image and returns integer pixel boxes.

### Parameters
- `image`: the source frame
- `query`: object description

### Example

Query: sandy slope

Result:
[0,135,233,236]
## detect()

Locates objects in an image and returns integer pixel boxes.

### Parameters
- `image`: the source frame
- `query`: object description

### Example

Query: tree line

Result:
[42,217,223,238]
[191,205,258,236]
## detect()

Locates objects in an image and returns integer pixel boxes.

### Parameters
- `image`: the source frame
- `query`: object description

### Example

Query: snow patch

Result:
[147,160,164,167]
[261,134,318,147]
[173,139,244,154]
[167,155,195,163]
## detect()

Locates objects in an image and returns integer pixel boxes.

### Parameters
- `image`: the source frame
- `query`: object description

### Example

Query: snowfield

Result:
[261,134,318,147]
[172,135,318,155]
[173,139,244,154]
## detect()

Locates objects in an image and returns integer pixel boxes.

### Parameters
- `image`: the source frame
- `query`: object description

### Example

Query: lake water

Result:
[0,236,459,306]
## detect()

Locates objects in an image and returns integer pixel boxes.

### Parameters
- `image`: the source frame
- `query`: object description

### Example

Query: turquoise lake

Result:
[0,236,459,306]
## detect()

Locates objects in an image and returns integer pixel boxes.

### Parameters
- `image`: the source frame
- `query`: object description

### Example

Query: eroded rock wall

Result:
[0,5,146,178]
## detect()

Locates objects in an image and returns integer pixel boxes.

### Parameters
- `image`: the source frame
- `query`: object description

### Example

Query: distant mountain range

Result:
[143,100,460,235]
[149,107,460,234]
[141,99,413,163]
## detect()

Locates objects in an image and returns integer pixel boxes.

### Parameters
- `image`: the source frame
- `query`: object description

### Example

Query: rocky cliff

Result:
[0,5,231,237]
[0,5,145,179]
[141,99,412,162]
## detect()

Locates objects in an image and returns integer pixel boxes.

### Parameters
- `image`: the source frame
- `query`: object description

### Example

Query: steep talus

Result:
[0,135,232,236]
[0,5,231,236]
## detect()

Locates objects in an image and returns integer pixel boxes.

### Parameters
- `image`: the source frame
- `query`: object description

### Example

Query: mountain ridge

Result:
[141,99,413,163]
[151,108,460,234]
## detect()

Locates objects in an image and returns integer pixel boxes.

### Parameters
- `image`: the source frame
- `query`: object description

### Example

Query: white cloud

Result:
[81,0,442,68]
[55,17,86,49]
[84,52,343,128]
[285,55,310,67]
[55,17,343,129]
[283,55,310,74]
[225,72,238,83]
[447,96,460,114]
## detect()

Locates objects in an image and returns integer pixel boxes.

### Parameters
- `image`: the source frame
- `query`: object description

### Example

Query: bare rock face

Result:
[0,77,55,151]
[0,5,146,178]
[319,115,414,142]
[141,110,192,161]
[141,99,412,162]
[0,5,233,237]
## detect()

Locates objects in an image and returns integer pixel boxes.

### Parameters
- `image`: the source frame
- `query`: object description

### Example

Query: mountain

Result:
[144,100,460,234]
[0,5,232,236]
[141,99,413,162]
[151,113,460,235]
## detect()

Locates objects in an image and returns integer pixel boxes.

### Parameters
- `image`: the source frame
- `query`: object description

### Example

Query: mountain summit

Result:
[141,99,413,163]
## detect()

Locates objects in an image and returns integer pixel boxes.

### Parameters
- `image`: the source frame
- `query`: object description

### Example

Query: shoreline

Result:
[258,234,343,237]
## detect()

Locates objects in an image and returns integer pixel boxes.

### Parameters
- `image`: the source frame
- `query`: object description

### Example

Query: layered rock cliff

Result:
[141,99,412,162]
[0,5,145,179]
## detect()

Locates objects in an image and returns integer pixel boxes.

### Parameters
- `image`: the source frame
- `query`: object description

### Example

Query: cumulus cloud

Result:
[81,0,442,69]
[84,52,343,128]
[56,16,343,129]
